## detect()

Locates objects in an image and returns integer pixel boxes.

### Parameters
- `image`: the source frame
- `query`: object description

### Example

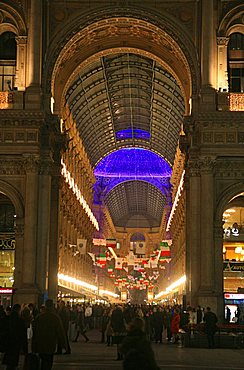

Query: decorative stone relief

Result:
[23,155,40,173]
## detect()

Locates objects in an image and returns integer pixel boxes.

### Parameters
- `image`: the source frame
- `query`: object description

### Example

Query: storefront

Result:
[223,206,244,294]
[224,292,244,324]
[0,287,14,308]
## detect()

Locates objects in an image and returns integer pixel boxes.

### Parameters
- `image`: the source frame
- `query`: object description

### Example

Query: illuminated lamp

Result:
[235,246,242,254]
[116,128,150,140]
[94,148,172,178]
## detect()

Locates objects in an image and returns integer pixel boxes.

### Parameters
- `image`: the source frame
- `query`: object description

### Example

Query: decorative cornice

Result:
[0,159,25,175]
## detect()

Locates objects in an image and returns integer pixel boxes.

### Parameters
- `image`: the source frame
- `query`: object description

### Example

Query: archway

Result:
[44,10,198,304]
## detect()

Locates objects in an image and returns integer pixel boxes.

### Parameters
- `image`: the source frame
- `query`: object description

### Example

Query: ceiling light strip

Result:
[61,159,99,230]
[166,170,185,231]
[58,273,119,298]
[155,275,186,299]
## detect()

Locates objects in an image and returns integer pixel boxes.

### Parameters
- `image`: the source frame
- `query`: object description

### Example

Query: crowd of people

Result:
[0,300,219,370]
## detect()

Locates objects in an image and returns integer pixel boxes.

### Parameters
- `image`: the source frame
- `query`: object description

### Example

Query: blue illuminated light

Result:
[116,129,150,140]
[94,148,171,178]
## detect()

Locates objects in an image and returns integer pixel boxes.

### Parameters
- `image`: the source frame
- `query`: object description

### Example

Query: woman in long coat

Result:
[120,317,160,370]
[170,308,180,343]
[110,306,126,360]
[32,299,67,370]
[1,304,27,370]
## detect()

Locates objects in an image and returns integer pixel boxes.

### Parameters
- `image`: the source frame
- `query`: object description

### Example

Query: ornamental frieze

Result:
[0,160,24,175]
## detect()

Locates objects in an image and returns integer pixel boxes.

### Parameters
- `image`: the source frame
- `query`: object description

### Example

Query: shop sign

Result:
[224,261,244,272]
[0,288,13,294]
[224,293,244,300]
[0,237,15,250]
[224,226,244,241]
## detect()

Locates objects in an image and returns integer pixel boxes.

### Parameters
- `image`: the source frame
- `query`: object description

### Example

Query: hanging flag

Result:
[150,258,158,269]
[135,241,146,255]
[88,252,95,263]
[96,253,106,267]
[127,251,135,265]
[115,258,123,270]
[77,239,87,254]
[160,241,171,258]
[107,266,114,274]
[93,238,106,246]
[130,242,137,251]
[106,238,116,248]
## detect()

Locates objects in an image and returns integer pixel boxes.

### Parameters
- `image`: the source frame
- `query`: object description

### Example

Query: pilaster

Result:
[217,37,229,92]
[15,36,27,91]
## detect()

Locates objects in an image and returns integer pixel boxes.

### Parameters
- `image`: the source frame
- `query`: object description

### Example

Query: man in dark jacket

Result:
[120,317,160,370]
[32,299,67,370]
[203,306,218,349]
[1,304,27,370]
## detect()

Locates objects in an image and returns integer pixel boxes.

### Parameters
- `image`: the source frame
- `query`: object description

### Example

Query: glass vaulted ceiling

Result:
[65,53,185,228]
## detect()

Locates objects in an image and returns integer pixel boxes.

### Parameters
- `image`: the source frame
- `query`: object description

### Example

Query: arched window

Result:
[0,31,17,91]
[228,33,244,92]
[130,233,145,242]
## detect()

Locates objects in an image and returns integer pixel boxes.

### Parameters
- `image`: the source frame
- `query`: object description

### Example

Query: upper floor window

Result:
[0,32,17,91]
[228,33,244,93]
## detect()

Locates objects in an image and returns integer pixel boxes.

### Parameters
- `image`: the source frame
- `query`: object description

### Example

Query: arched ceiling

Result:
[105,181,167,228]
[65,52,185,229]
[65,53,184,167]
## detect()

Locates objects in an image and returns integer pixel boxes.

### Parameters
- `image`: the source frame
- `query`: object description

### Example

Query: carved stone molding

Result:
[15,220,24,237]
[44,8,200,113]
[0,110,44,127]
[23,154,40,173]
[0,159,25,175]
[186,159,201,177]
[199,157,216,173]
[217,36,229,46]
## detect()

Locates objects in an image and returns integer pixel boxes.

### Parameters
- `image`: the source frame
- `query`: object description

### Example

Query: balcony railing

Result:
[229,93,244,111]
[218,92,244,111]
[0,91,14,109]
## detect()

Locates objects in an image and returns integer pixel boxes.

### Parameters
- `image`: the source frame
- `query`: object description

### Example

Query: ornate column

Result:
[15,36,27,91]
[22,156,39,294]
[25,0,42,109]
[13,218,24,295]
[185,161,201,307]
[217,37,229,92]
[201,0,215,88]
[27,0,42,87]
[48,169,60,302]
[36,159,52,298]
[214,221,225,321]
[199,158,215,291]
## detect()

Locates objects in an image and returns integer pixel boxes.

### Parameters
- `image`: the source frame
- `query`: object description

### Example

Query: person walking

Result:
[110,306,126,360]
[170,308,180,343]
[203,306,218,349]
[120,317,160,370]
[56,300,71,354]
[73,305,89,343]
[1,304,27,370]
[32,299,68,370]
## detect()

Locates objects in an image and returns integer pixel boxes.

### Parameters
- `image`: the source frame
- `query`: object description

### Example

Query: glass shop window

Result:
[0,31,17,91]
[228,33,244,93]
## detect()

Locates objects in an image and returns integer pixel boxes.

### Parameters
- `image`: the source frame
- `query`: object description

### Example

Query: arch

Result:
[0,24,18,36]
[43,7,199,115]
[0,3,27,36]
[0,180,24,219]
[130,233,145,242]
[218,4,244,37]
[215,182,244,225]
